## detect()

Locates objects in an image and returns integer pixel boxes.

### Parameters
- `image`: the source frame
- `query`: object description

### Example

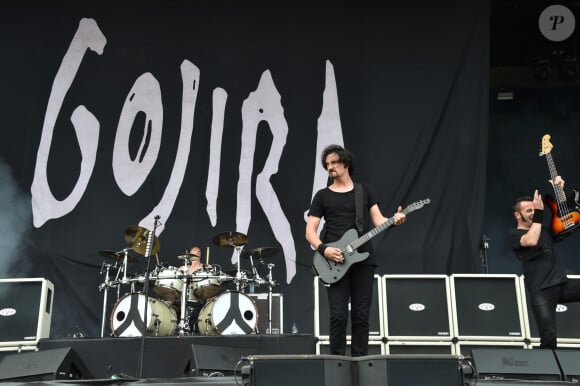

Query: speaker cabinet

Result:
[356,355,462,386]
[245,354,351,386]
[523,275,580,344]
[383,275,452,340]
[455,341,528,357]
[0,278,54,349]
[248,293,283,334]
[0,347,91,381]
[192,343,257,376]
[450,274,525,340]
[314,275,383,340]
[555,349,580,383]
[386,341,454,355]
[469,348,561,381]
[316,340,384,355]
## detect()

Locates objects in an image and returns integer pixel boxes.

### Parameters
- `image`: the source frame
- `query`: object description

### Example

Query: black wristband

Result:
[317,243,327,255]
[532,209,543,224]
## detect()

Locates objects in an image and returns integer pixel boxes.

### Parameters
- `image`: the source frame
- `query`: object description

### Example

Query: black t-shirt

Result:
[509,227,567,295]
[308,183,378,266]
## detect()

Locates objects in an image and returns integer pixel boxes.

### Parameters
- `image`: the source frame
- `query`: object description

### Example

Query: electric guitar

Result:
[312,198,430,284]
[539,134,580,240]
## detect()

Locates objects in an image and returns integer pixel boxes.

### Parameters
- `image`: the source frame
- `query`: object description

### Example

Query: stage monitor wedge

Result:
[244,354,351,386]
[0,347,91,381]
[469,348,561,381]
[555,349,580,383]
[355,354,462,386]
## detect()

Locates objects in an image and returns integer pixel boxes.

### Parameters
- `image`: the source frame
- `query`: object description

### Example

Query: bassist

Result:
[305,144,405,356]
[510,176,580,349]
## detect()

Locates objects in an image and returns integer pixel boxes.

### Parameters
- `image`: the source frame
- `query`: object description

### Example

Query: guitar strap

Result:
[354,182,364,235]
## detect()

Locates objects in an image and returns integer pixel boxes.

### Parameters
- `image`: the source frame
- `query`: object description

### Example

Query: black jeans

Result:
[326,263,375,356]
[530,279,580,348]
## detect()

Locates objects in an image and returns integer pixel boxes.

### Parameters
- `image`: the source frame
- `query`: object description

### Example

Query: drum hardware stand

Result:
[98,260,118,338]
[234,245,244,291]
[265,263,278,334]
[176,258,192,336]
[154,319,161,337]
[137,215,161,379]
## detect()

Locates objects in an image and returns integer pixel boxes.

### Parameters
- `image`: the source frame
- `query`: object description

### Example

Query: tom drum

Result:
[154,266,183,300]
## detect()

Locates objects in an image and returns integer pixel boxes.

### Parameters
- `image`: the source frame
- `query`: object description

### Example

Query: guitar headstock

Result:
[404,198,431,213]
[540,134,553,157]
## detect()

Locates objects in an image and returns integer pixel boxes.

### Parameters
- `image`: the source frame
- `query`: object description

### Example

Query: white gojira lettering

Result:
[135,60,200,233]
[113,72,163,197]
[234,70,296,282]
[306,60,345,234]
[31,18,106,227]
[31,18,346,284]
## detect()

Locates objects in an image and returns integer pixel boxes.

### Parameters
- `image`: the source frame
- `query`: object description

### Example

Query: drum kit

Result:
[98,226,279,338]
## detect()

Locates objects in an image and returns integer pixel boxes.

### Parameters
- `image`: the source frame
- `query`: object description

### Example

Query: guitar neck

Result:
[350,217,395,250]
[546,153,567,203]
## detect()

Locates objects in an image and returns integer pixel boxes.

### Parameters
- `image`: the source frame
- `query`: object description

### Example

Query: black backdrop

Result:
[0,1,490,337]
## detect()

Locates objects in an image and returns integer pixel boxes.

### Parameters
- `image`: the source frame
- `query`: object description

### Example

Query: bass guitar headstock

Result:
[540,134,553,157]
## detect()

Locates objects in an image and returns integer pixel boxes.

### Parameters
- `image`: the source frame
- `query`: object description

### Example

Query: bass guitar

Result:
[540,134,580,239]
[312,198,430,284]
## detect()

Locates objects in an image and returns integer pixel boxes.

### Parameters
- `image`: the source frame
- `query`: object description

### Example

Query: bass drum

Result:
[197,291,258,335]
[110,293,177,337]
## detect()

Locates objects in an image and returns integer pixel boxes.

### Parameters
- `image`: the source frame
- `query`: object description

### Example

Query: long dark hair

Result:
[321,144,355,176]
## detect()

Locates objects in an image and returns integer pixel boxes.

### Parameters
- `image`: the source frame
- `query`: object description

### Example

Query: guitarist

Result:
[305,144,406,356]
[510,176,580,349]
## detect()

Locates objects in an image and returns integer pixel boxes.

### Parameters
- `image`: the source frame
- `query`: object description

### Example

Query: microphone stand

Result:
[98,260,117,337]
[137,216,160,379]
[480,234,490,274]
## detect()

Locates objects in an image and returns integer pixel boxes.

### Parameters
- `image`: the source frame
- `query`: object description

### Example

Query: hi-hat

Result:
[212,231,248,247]
[124,225,160,256]
[177,252,200,260]
[99,250,137,263]
[240,246,280,259]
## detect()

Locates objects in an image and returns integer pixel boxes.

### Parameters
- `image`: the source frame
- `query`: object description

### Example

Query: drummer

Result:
[178,245,211,274]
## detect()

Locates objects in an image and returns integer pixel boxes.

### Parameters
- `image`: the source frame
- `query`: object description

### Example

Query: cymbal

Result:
[99,250,137,263]
[212,231,248,247]
[177,253,200,260]
[240,246,280,259]
[124,225,160,256]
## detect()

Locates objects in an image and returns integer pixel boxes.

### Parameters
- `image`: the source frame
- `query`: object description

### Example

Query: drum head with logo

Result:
[197,291,258,335]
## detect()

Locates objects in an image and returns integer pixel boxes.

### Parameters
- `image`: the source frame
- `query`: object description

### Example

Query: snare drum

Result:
[191,267,221,299]
[197,291,258,335]
[110,293,177,337]
[154,266,183,300]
